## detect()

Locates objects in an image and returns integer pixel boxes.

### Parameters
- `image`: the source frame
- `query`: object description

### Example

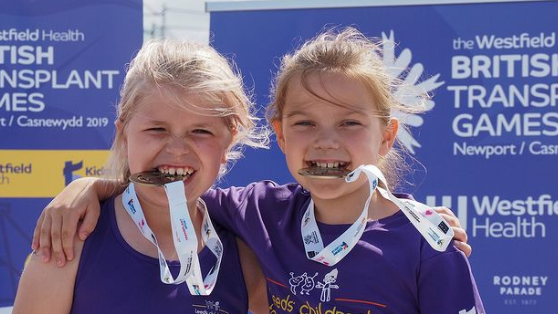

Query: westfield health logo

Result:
[426,194,550,239]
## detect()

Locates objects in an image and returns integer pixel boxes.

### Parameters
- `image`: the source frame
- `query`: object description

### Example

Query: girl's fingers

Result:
[38,214,53,263]
[50,212,66,267]
[31,211,46,251]
[454,240,472,257]
[61,210,83,261]
[78,204,100,241]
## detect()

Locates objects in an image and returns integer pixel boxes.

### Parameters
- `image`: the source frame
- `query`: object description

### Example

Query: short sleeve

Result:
[418,249,485,314]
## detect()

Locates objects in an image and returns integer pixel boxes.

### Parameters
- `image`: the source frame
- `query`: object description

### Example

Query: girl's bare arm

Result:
[32,177,121,266]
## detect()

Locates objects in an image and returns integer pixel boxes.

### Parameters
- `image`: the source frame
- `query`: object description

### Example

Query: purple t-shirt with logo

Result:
[203,181,485,314]
[71,197,248,314]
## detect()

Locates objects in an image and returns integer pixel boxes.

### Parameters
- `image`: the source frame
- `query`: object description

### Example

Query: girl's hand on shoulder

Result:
[31,177,113,266]
[433,206,472,257]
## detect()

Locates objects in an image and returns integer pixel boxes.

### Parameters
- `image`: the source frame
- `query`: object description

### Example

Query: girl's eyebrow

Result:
[284,107,369,119]
[145,119,166,124]
[283,110,308,118]
[137,116,216,129]
[138,119,168,127]
[133,113,164,123]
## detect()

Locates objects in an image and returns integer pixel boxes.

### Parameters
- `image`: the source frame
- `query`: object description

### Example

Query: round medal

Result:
[298,167,351,179]
[129,171,186,186]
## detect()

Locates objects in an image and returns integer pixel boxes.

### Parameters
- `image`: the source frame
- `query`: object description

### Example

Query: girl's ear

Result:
[380,118,399,156]
[115,119,128,155]
[115,119,124,132]
[222,127,238,163]
[272,120,286,153]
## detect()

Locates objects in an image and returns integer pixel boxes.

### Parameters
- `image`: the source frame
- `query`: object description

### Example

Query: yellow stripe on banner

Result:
[0,150,110,198]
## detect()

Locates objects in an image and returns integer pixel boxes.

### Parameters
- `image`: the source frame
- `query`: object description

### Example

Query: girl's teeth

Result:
[157,167,193,177]
[311,162,346,169]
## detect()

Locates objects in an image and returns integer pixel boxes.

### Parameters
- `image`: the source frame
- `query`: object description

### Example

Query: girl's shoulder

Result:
[205,180,307,202]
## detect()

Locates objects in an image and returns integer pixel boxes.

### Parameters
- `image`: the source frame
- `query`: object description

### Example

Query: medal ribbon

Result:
[122,181,223,295]
[302,164,454,266]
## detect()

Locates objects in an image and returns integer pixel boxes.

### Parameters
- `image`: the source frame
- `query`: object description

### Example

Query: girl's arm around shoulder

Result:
[418,247,485,314]
[203,180,300,230]
[33,177,120,266]
[12,235,85,314]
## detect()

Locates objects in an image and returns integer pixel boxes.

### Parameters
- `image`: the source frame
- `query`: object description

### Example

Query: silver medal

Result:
[129,171,186,186]
[298,167,351,179]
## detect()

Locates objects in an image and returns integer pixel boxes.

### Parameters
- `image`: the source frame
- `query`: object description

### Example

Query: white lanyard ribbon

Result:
[302,164,454,266]
[122,181,223,295]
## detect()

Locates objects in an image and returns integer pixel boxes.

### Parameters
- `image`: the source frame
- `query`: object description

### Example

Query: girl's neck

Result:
[312,186,399,225]
[139,196,201,234]
[115,194,204,260]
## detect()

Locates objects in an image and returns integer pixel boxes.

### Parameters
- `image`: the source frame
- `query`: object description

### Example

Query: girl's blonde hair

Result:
[267,27,428,188]
[106,40,269,185]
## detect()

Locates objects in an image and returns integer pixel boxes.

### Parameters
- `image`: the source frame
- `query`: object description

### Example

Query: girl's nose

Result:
[165,134,191,155]
[313,128,340,151]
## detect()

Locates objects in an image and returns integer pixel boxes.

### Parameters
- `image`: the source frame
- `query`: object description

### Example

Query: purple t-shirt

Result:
[203,181,485,314]
[71,197,248,314]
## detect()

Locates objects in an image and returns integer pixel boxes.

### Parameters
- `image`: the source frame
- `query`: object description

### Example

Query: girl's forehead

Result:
[284,73,379,115]
[282,100,373,118]
[129,94,228,127]
[135,88,227,115]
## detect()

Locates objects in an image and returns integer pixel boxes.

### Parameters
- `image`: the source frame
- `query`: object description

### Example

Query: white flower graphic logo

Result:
[381,31,444,154]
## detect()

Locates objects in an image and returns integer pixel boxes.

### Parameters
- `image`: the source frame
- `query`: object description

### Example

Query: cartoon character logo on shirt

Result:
[288,269,340,301]
[205,300,221,311]
[192,300,225,314]
[288,272,305,294]
[288,272,318,295]
[301,273,318,295]
[316,269,340,302]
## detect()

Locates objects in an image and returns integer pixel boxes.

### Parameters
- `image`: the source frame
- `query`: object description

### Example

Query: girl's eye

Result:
[342,120,362,127]
[293,121,314,127]
[192,128,213,135]
[146,127,166,132]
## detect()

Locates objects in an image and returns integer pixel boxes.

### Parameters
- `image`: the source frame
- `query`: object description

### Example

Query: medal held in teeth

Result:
[130,170,187,186]
[298,162,351,179]
[298,167,352,179]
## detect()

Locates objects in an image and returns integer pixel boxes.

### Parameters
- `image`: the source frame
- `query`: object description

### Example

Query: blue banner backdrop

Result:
[208,1,558,313]
[0,0,142,309]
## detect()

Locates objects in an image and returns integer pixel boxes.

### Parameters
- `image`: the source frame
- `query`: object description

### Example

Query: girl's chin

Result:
[304,185,345,198]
